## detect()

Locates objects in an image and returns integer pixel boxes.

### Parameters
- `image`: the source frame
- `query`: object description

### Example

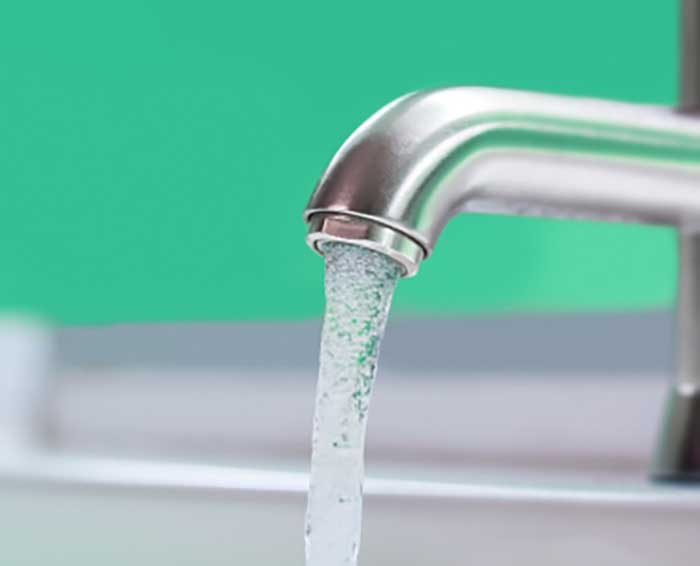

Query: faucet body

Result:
[304,87,700,481]
[305,0,700,481]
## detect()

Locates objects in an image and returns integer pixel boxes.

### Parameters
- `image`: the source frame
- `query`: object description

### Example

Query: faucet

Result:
[303,0,700,481]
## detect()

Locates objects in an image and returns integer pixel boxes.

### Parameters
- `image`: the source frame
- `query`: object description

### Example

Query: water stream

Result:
[305,242,402,566]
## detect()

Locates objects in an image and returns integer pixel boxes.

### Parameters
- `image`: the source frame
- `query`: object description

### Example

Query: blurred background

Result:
[0,0,683,462]
[0,0,683,507]
[0,0,678,322]
[0,1,692,564]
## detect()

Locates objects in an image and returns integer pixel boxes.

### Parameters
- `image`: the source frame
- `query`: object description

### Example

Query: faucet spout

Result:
[304,87,700,276]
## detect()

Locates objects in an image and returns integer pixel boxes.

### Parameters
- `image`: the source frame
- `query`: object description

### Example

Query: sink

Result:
[1,451,698,566]
[0,316,697,565]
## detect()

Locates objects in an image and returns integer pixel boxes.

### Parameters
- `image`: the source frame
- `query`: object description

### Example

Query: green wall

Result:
[0,0,678,323]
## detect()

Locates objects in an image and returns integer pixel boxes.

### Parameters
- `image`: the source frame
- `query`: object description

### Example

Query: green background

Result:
[0,0,679,324]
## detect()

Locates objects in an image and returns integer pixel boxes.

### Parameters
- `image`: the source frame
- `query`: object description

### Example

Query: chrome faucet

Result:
[304,0,700,482]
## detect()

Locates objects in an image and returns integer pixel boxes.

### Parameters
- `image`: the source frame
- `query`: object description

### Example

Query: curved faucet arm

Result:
[305,88,700,276]
[304,86,700,481]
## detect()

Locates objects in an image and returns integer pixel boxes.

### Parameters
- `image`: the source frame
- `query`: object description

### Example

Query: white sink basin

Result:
[0,443,697,565]
[0,316,696,565]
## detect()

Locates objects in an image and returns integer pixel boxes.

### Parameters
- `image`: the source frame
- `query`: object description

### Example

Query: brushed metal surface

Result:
[303,87,700,480]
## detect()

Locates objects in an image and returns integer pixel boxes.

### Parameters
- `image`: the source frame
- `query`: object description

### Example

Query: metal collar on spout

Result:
[306,213,424,277]
[304,87,700,276]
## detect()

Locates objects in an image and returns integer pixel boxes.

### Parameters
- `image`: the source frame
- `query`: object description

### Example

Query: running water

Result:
[305,242,402,566]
